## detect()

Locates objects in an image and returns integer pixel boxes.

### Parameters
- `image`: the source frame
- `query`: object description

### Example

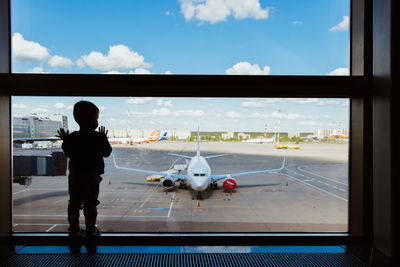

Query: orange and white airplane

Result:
[131,130,160,143]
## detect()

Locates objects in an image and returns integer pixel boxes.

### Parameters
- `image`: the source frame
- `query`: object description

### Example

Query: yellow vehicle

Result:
[276,144,300,149]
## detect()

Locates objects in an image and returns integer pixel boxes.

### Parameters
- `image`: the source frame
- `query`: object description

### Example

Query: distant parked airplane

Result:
[242,133,277,144]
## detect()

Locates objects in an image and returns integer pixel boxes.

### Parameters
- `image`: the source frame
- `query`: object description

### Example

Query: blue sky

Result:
[11,0,350,75]
[11,1,350,132]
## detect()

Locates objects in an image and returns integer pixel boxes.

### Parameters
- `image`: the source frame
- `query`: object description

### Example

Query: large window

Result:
[12,96,349,232]
[11,0,350,75]
[1,0,369,242]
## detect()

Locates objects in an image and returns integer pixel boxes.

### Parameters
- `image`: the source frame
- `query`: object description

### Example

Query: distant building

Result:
[315,128,349,140]
[288,132,300,138]
[221,131,234,140]
[238,132,250,140]
[13,115,67,139]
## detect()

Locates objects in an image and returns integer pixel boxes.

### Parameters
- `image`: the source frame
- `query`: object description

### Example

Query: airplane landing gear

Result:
[211,182,218,189]
[197,192,202,200]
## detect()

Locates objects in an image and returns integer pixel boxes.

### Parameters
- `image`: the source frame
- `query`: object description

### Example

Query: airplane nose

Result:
[190,177,208,191]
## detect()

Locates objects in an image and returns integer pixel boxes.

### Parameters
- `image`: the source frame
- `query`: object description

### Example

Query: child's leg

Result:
[68,173,83,231]
[83,176,100,233]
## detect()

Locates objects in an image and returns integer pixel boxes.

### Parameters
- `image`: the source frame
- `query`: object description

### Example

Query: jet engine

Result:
[161,176,175,190]
[223,177,237,191]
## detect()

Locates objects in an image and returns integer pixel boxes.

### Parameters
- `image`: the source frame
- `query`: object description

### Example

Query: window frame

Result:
[0,0,371,245]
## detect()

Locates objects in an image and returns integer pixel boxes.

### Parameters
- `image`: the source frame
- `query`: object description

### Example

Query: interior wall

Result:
[0,0,11,236]
[372,0,393,260]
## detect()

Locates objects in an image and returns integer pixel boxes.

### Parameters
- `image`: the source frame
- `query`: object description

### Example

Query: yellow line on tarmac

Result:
[140,182,160,208]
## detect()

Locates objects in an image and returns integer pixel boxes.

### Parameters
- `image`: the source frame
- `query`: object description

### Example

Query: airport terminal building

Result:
[13,115,67,139]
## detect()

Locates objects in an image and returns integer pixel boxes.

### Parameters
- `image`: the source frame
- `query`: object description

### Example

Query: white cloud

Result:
[153,108,171,116]
[225,111,241,118]
[48,55,73,68]
[249,111,301,120]
[102,70,125,74]
[293,21,303,25]
[130,68,152,74]
[79,45,151,71]
[174,109,204,117]
[226,62,270,75]
[26,67,47,73]
[13,103,28,109]
[241,98,280,108]
[32,107,50,113]
[287,98,319,104]
[12,33,50,63]
[130,108,171,117]
[300,121,317,126]
[180,0,269,24]
[317,100,346,106]
[76,58,85,68]
[327,67,349,76]
[329,16,349,32]
[125,97,153,104]
[54,102,65,109]
[157,99,173,107]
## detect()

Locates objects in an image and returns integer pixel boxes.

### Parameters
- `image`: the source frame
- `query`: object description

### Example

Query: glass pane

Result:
[11,0,349,75]
[12,96,349,232]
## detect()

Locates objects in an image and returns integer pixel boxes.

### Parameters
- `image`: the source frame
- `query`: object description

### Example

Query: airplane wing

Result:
[168,153,193,159]
[204,154,229,159]
[112,154,187,180]
[211,157,286,181]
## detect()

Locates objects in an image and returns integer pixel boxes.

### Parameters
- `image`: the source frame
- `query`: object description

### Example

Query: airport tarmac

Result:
[12,142,348,233]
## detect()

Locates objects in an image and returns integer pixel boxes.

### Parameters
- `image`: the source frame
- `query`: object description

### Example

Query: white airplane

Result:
[242,133,277,144]
[113,128,285,199]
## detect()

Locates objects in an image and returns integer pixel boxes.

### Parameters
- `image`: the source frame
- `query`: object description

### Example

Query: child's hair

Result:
[73,101,99,126]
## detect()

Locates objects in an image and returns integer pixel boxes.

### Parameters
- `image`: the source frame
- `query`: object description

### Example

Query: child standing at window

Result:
[57,101,112,236]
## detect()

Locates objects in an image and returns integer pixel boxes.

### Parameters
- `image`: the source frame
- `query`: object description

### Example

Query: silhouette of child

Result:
[57,101,112,236]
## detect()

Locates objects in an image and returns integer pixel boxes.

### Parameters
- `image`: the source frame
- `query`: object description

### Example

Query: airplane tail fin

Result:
[159,131,167,141]
[197,126,200,157]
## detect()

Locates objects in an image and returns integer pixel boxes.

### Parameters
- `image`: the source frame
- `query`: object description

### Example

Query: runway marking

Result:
[297,166,348,186]
[280,173,348,202]
[167,193,176,218]
[55,197,68,204]
[14,193,177,219]
[293,171,305,177]
[13,189,29,195]
[46,224,58,232]
[14,214,172,218]
[140,182,160,208]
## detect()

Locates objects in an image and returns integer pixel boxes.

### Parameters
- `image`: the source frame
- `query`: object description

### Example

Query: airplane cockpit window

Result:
[12,96,349,233]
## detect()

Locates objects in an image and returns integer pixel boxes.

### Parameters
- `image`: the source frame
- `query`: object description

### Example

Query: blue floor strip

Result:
[17,245,346,254]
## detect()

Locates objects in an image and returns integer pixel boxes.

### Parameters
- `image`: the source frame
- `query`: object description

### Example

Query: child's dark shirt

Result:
[62,131,112,175]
